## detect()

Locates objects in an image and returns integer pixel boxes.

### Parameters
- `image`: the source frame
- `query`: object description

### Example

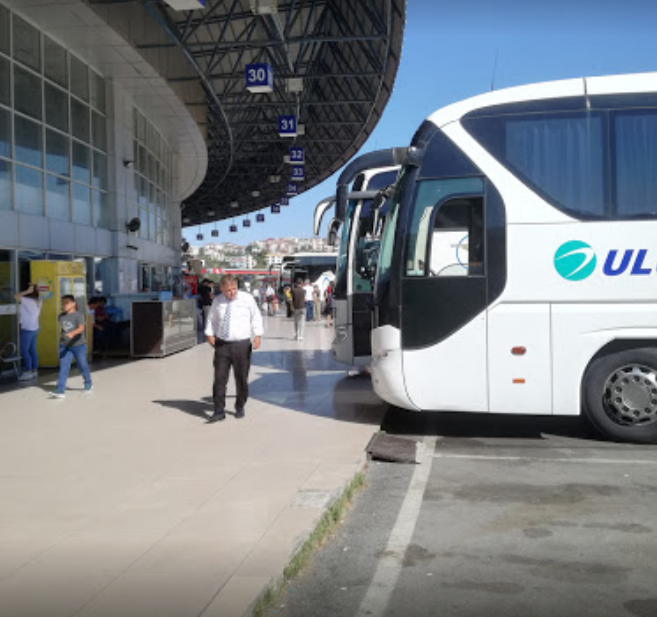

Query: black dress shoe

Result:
[207,410,226,423]
[235,408,245,419]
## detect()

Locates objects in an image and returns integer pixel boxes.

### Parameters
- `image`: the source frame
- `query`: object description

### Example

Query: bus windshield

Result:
[376,169,407,292]
[335,200,356,298]
[352,200,377,292]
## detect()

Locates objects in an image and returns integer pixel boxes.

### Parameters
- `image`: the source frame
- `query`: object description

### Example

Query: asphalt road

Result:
[269,410,657,617]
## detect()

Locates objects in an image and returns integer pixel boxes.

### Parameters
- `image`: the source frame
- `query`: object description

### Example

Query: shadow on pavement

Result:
[382,407,603,443]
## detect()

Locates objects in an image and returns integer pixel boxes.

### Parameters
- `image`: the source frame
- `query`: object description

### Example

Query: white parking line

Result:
[355,436,437,617]
[432,453,657,465]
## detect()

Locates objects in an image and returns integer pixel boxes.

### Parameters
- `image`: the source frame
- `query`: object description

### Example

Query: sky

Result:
[190,0,657,246]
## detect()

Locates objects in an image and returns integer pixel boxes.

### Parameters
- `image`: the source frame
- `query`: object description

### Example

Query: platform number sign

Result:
[245,63,273,93]
[287,183,299,196]
[291,166,305,181]
[229,224,238,233]
[290,147,305,164]
[278,115,297,137]
[279,197,290,206]
[256,213,265,223]
[211,229,219,237]
[243,219,251,228]
[271,204,281,214]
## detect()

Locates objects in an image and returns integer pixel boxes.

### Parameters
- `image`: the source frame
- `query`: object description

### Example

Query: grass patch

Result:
[252,470,367,617]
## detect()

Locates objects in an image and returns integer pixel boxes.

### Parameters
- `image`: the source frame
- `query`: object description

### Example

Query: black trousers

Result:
[213,339,252,412]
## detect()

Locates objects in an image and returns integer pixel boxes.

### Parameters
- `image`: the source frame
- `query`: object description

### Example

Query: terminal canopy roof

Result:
[140,0,405,226]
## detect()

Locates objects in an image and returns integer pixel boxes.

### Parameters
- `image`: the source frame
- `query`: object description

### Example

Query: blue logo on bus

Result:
[554,241,597,281]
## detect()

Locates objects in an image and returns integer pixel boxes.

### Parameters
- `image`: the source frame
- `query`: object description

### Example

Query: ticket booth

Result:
[30,261,90,367]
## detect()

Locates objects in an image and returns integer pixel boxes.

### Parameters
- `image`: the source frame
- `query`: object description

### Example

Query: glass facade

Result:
[0,5,109,227]
[133,107,174,247]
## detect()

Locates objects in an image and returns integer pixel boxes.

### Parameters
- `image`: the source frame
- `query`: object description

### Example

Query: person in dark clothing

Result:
[291,278,306,341]
[198,278,214,330]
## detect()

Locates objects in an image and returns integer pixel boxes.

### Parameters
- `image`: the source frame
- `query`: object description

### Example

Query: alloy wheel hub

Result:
[604,364,657,426]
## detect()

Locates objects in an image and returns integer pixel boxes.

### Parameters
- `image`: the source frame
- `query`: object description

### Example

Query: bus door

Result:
[401,178,490,412]
[351,202,378,360]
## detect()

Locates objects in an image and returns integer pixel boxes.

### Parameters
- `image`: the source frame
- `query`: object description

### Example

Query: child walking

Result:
[50,295,93,398]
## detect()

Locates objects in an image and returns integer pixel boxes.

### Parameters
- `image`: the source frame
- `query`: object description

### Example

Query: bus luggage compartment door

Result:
[487,304,552,414]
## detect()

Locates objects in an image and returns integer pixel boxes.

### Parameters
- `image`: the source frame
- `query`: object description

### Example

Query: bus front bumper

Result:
[371,326,420,411]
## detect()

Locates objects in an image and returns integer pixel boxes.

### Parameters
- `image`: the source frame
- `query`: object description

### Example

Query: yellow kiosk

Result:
[30,261,91,367]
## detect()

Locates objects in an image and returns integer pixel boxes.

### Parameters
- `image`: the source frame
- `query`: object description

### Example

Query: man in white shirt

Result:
[205,274,263,423]
[303,279,314,321]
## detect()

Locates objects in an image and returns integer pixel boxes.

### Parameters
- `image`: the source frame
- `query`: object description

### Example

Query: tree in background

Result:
[246,244,268,269]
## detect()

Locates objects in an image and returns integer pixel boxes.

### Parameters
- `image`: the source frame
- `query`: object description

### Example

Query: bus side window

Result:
[428,198,485,278]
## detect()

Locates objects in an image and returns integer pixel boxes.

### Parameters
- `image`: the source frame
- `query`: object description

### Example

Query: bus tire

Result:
[583,348,657,444]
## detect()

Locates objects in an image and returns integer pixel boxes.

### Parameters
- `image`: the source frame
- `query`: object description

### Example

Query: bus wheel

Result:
[583,348,657,444]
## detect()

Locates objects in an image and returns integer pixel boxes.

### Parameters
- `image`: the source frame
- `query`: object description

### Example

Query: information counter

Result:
[131,299,197,358]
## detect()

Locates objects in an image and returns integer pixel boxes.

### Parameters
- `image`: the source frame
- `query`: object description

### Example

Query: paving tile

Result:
[75,572,222,617]
[199,575,271,617]
[0,318,380,617]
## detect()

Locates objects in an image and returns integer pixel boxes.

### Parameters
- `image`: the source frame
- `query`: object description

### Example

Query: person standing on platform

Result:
[205,274,263,423]
[14,283,42,381]
[303,279,314,321]
[198,279,214,328]
[284,285,293,318]
[291,278,306,341]
[324,284,334,328]
[50,295,92,399]
[312,285,321,322]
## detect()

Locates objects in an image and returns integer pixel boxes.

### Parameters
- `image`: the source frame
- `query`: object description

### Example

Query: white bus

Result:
[314,167,399,366]
[278,252,338,290]
[346,72,657,444]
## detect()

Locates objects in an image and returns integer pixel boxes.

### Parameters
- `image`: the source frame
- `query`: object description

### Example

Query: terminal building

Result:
[0,0,404,350]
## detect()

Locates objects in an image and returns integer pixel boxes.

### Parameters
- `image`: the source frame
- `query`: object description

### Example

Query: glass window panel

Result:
[0,5,9,56]
[14,65,42,120]
[72,183,91,225]
[137,111,145,142]
[0,56,9,107]
[149,212,156,241]
[464,112,605,219]
[45,129,69,176]
[139,208,148,239]
[70,55,89,102]
[134,174,140,206]
[13,16,40,72]
[44,82,68,132]
[0,107,10,159]
[45,173,69,220]
[43,36,68,88]
[614,111,657,219]
[156,217,163,244]
[89,72,106,114]
[149,182,156,211]
[92,151,106,190]
[139,145,147,177]
[139,176,148,208]
[15,165,43,215]
[71,141,91,184]
[133,140,140,172]
[92,111,106,151]
[0,159,11,210]
[14,115,43,168]
[93,190,109,228]
[71,99,90,143]
[133,107,139,135]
